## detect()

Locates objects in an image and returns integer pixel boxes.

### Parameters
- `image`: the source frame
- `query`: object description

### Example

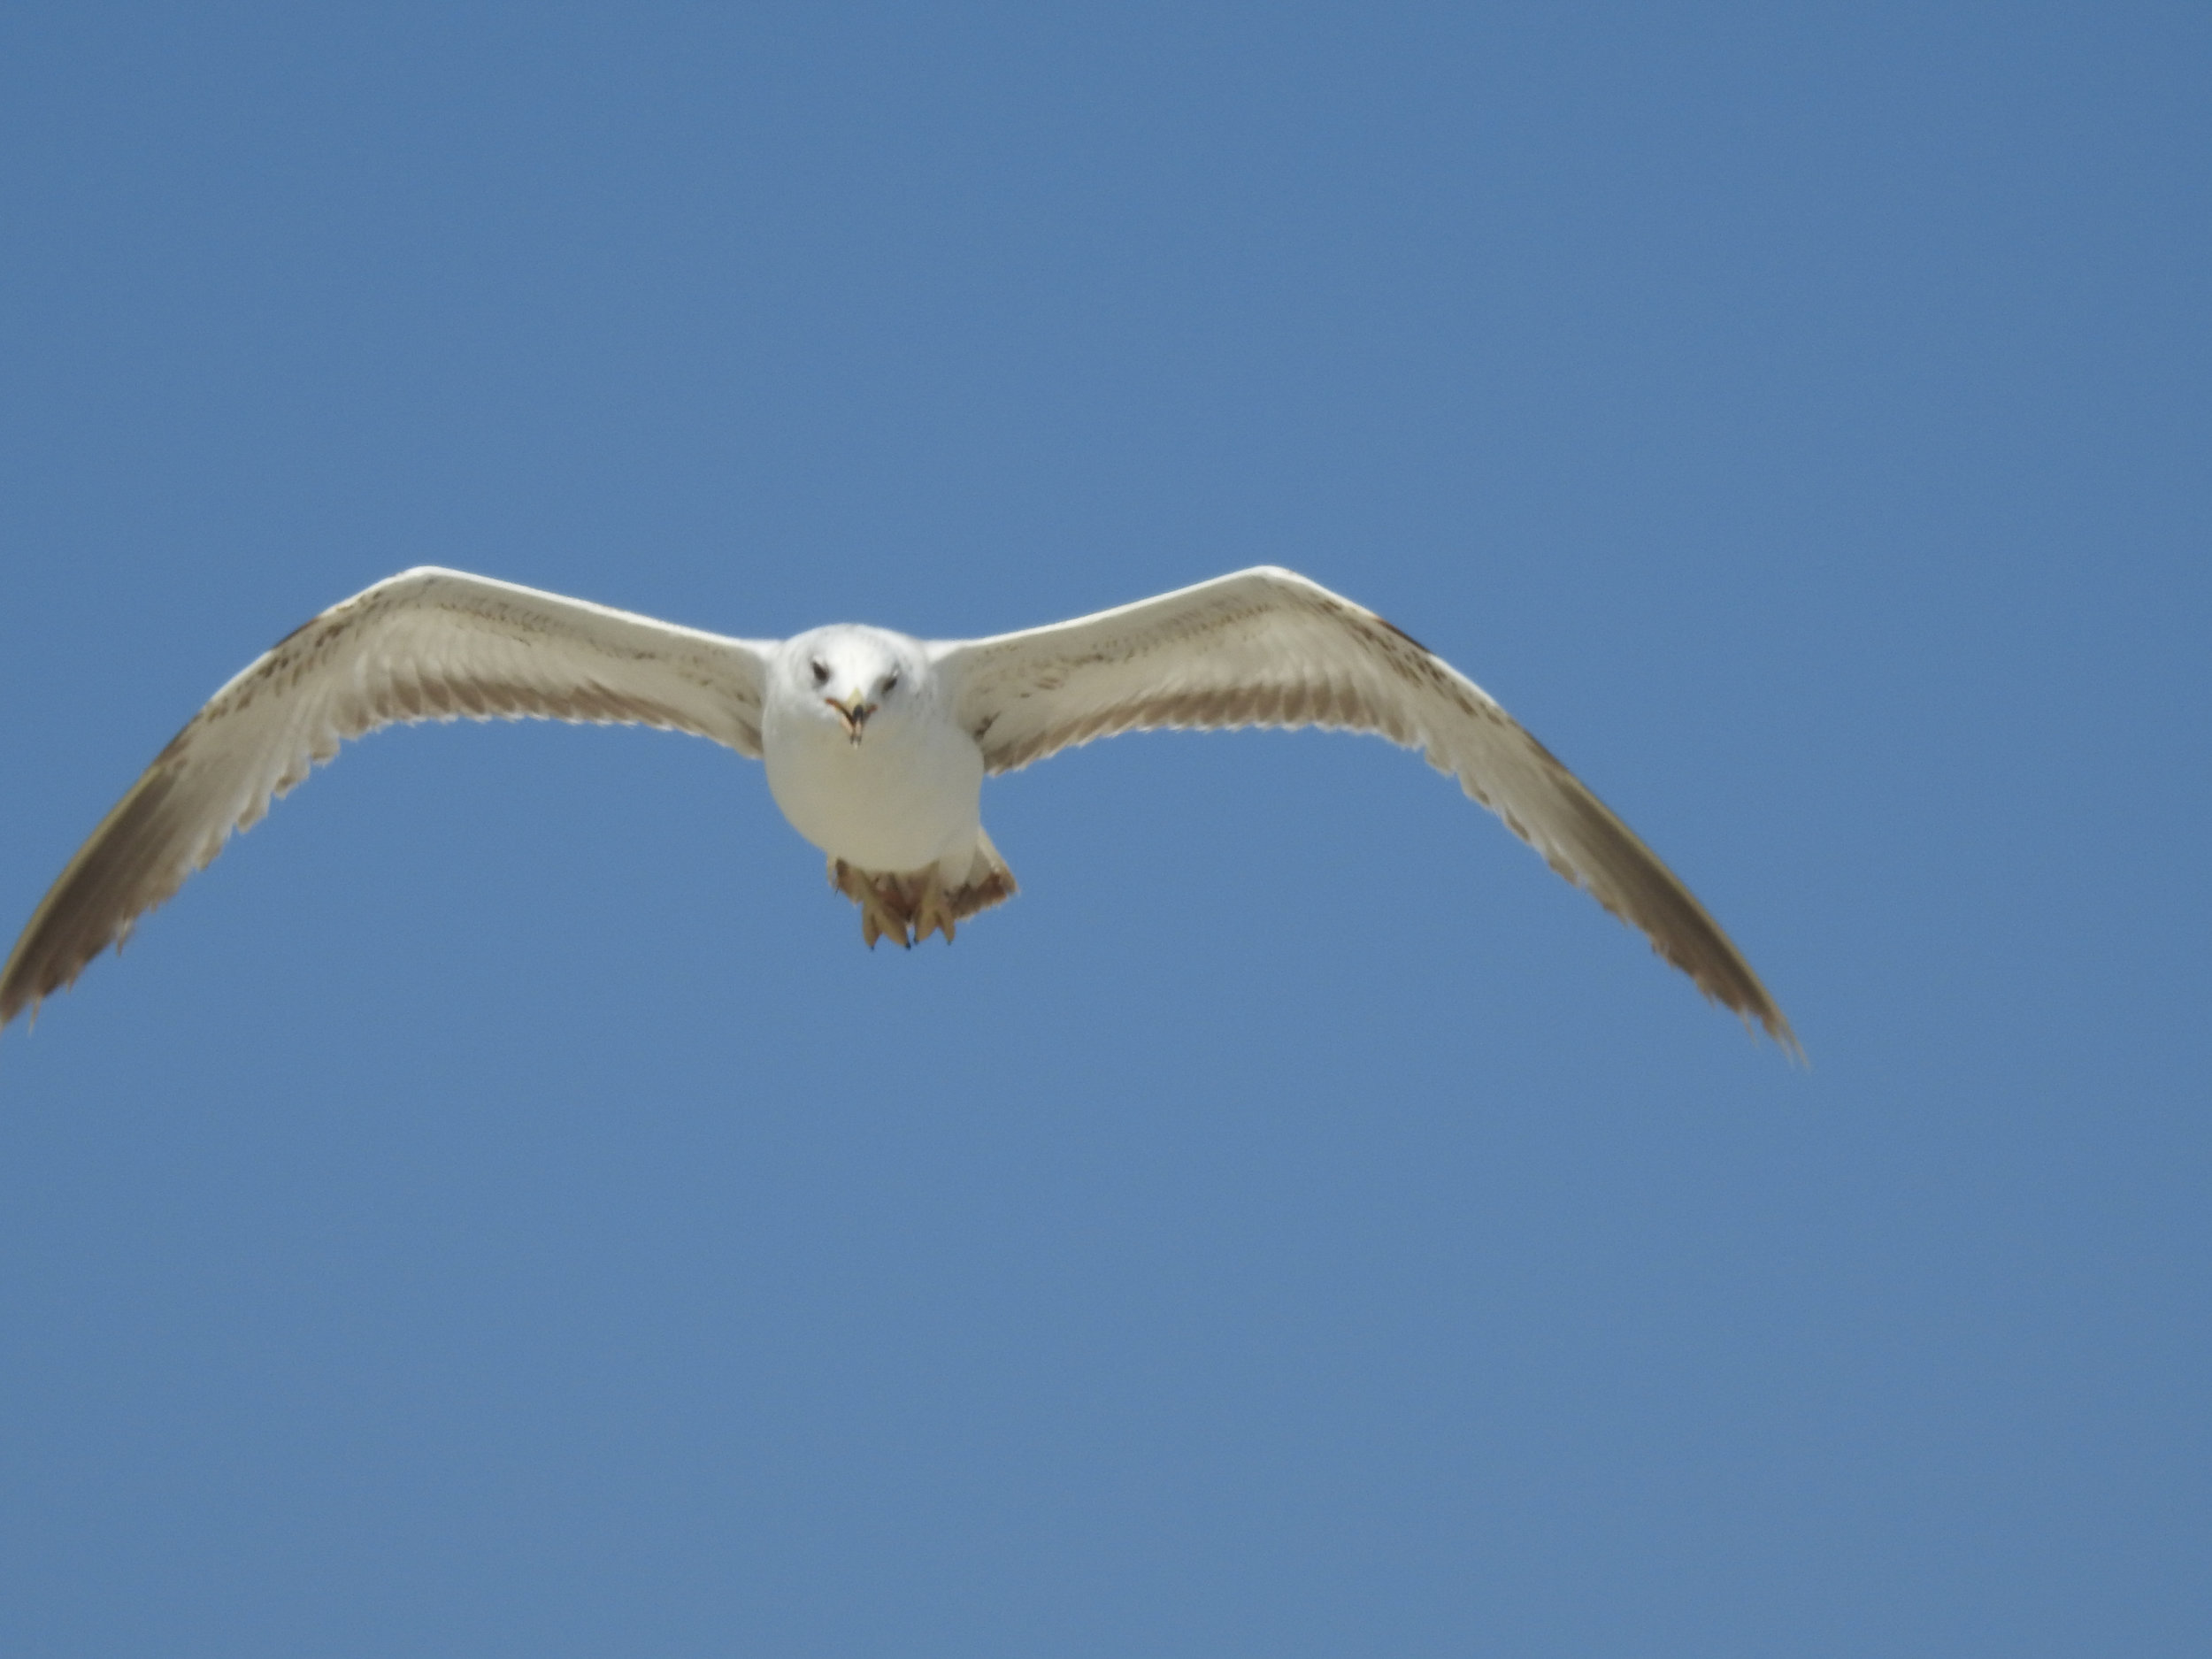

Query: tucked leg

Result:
[831,859,913,949]
[911,868,958,945]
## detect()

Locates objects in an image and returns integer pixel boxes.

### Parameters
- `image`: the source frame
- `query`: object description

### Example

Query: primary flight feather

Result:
[2,566,1796,1053]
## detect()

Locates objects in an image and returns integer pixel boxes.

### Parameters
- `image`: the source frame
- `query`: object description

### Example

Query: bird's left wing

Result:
[3,567,772,1027]
[933,567,1796,1053]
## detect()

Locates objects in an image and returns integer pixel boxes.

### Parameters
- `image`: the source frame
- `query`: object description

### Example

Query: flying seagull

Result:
[1,566,1796,1051]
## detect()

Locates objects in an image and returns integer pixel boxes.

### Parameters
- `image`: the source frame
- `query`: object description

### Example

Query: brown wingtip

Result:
[1660,929,1802,1064]
[1736,996,1805,1065]
[1705,967,1803,1064]
[1642,918,1800,1061]
[1,749,196,1035]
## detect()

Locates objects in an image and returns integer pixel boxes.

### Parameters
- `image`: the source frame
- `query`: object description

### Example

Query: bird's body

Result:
[761,626,1010,943]
[764,628,986,879]
[2,566,1797,1052]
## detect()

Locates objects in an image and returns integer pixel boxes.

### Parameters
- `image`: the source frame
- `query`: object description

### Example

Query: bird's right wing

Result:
[935,566,1796,1054]
[3,567,772,1027]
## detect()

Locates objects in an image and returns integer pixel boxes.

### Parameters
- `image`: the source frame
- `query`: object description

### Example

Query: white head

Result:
[774,626,926,745]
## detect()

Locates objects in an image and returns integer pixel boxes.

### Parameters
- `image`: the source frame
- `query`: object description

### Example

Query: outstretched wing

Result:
[934,566,1796,1054]
[3,567,771,1027]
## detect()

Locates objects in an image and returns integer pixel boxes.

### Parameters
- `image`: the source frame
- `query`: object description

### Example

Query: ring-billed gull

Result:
[2,566,1796,1052]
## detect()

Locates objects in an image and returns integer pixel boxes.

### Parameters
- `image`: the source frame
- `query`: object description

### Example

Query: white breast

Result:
[762,684,985,873]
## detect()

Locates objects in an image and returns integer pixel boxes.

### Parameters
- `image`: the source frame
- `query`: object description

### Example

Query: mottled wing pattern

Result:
[935,567,1796,1053]
[2,568,770,1027]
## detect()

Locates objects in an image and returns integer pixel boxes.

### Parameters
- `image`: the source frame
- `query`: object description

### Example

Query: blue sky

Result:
[2,4,2206,1654]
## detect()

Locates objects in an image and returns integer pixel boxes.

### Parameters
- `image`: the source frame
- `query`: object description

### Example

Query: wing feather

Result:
[935,567,1797,1054]
[3,567,770,1027]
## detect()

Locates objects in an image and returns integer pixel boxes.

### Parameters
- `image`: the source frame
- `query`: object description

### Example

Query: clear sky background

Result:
[2,4,2205,1655]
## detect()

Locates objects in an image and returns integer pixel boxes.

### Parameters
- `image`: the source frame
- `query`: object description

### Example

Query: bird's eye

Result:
[881,672,899,695]
[810,660,829,686]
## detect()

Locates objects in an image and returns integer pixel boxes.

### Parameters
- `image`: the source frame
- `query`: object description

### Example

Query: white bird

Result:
[1,566,1796,1052]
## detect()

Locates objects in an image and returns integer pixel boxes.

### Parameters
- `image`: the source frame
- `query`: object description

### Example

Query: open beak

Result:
[827,690,875,743]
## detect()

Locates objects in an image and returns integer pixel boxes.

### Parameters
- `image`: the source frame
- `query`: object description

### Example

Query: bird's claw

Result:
[836,860,912,949]
[910,871,957,945]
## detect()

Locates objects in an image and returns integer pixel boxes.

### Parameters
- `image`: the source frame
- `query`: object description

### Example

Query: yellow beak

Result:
[828,690,874,741]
